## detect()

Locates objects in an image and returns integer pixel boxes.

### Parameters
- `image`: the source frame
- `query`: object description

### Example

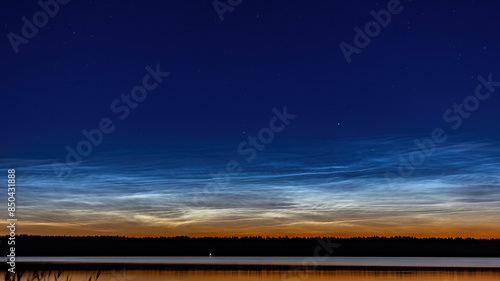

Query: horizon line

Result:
[6,234,500,240]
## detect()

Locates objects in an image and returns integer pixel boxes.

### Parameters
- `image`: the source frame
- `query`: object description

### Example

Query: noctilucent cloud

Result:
[1,0,499,237]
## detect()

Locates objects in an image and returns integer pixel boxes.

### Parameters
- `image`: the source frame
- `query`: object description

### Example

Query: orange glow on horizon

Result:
[16,227,500,239]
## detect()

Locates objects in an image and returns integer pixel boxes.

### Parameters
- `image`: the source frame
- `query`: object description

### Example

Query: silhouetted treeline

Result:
[2,235,500,257]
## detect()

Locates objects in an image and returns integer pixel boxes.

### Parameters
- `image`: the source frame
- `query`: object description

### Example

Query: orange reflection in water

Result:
[6,269,500,281]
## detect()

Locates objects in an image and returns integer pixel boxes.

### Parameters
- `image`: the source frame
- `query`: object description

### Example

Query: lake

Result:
[11,256,500,267]
[4,257,500,281]
[5,269,500,281]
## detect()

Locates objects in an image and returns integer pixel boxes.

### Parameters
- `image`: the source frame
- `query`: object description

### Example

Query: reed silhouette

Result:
[4,270,101,281]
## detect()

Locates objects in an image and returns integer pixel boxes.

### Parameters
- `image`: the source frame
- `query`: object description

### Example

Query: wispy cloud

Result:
[2,136,499,237]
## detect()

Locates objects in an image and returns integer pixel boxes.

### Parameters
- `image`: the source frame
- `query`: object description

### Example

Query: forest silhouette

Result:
[2,235,499,257]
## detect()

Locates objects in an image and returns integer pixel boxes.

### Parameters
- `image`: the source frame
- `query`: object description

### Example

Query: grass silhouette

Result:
[4,270,100,281]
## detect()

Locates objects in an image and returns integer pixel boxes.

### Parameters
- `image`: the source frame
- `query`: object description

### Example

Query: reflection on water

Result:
[13,257,500,267]
[5,269,500,281]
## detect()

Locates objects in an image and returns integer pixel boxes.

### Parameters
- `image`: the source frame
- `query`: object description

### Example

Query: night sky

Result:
[1,0,499,238]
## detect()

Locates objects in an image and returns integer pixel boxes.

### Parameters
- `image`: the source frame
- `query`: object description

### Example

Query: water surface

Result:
[14,256,500,268]
[5,269,500,281]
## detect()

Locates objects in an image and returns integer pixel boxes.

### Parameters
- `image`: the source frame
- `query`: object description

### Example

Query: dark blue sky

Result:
[2,0,499,157]
[1,0,499,237]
